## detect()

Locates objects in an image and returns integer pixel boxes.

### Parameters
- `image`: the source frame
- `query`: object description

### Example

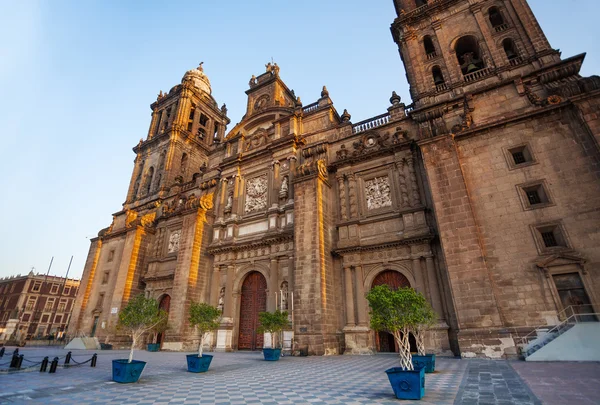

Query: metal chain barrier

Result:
[0,351,97,373]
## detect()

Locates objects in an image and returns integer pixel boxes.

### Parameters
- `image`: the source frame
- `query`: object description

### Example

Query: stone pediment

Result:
[536,253,585,269]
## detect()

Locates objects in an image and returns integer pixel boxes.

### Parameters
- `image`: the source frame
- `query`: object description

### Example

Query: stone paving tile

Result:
[511,361,600,405]
[0,347,467,405]
[453,360,541,405]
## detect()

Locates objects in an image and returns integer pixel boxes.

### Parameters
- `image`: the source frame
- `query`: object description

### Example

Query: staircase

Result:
[519,306,599,361]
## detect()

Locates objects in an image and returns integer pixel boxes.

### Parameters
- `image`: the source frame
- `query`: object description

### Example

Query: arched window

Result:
[154,173,162,191]
[415,0,428,7]
[488,7,505,29]
[180,153,189,177]
[455,35,485,75]
[502,38,519,61]
[145,167,154,194]
[432,66,445,86]
[158,151,166,170]
[423,36,436,57]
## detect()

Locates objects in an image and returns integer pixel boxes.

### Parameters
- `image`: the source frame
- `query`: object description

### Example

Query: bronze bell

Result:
[466,63,479,73]
[505,47,518,59]
[433,72,445,85]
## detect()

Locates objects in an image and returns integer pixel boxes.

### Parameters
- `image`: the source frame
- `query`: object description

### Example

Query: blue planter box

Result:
[412,354,436,373]
[385,366,425,400]
[186,354,213,373]
[112,359,146,383]
[263,348,281,361]
[147,343,160,352]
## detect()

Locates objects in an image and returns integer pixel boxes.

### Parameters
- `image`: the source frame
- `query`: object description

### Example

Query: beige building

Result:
[69,0,600,357]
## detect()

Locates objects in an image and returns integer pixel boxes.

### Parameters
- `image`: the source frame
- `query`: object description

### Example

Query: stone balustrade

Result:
[352,113,391,134]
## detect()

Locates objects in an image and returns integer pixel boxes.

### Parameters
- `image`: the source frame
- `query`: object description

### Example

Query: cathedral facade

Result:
[69,0,600,358]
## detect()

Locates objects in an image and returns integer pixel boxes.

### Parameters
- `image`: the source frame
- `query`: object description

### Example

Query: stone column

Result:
[217,178,228,220]
[354,265,368,326]
[425,255,443,314]
[406,152,421,207]
[210,265,221,307]
[223,265,234,319]
[269,258,279,311]
[271,160,280,207]
[232,174,241,219]
[412,257,428,297]
[337,174,348,220]
[287,156,297,200]
[347,174,358,218]
[344,266,356,326]
[395,158,410,209]
[147,108,160,139]
[432,20,462,85]
[470,3,504,68]
[287,256,295,293]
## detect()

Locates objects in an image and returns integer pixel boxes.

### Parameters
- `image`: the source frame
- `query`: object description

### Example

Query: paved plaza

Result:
[0,347,598,404]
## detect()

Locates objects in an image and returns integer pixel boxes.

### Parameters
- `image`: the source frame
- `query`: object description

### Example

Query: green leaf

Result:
[257,310,289,334]
[188,301,222,335]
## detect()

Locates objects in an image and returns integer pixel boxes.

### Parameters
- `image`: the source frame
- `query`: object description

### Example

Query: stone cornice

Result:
[332,235,434,255]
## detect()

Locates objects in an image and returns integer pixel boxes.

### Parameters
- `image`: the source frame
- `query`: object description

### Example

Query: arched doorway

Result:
[157,295,170,345]
[371,270,417,353]
[238,272,267,350]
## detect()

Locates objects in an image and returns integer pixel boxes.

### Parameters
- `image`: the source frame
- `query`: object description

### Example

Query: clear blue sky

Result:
[1,1,598,280]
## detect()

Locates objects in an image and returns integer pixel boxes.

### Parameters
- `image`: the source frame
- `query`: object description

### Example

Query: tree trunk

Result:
[128,336,136,363]
[415,329,426,356]
[270,332,275,349]
[198,333,204,357]
[394,328,413,370]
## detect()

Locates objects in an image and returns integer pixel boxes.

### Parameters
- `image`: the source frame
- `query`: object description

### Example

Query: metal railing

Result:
[519,306,599,358]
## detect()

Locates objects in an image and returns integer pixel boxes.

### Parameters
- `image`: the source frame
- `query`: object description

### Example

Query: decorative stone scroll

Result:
[365,176,392,210]
[244,175,268,213]
[168,231,181,253]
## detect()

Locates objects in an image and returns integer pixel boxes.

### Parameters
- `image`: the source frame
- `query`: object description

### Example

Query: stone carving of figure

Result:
[217,287,225,312]
[265,62,272,73]
[249,75,257,88]
[168,231,181,253]
[198,61,204,72]
[280,281,289,310]
[365,176,392,210]
[224,193,233,213]
[279,176,289,199]
[273,63,280,76]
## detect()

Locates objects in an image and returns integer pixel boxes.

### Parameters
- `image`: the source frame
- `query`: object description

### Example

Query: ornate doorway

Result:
[157,295,171,345]
[238,272,267,350]
[371,270,417,353]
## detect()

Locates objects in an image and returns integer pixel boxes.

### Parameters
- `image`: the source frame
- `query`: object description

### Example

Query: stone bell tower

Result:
[391,0,560,109]
[125,63,230,207]
[389,0,600,358]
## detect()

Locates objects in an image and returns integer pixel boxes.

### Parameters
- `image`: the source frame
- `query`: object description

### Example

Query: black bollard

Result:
[64,351,72,365]
[90,353,97,367]
[0,346,5,357]
[16,355,24,369]
[9,352,19,368]
[40,356,49,372]
[49,357,59,373]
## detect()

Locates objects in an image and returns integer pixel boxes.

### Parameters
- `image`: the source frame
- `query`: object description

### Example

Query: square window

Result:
[102,271,110,285]
[518,181,552,210]
[505,144,536,170]
[32,281,42,292]
[64,286,71,295]
[107,250,115,262]
[50,284,59,294]
[532,223,569,253]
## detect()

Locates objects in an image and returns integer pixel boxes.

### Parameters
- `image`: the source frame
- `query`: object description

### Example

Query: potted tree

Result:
[257,310,288,361]
[411,301,437,373]
[147,314,169,352]
[186,301,221,373]
[366,285,429,400]
[113,294,167,383]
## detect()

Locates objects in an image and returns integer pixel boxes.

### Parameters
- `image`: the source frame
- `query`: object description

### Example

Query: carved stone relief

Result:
[244,175,268,213]
[168,231,181,253]
[365,176,392,210]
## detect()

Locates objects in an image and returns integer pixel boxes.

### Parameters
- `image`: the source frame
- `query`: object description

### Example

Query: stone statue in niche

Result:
[279,176,289,199]
[168,231,181,253]
[217,287,225,312]
[365,176,392,210]
[280,281,289,310]
[224,193,233,214]
[244,175,268,213]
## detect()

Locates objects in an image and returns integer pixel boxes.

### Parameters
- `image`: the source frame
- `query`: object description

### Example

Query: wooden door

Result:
[372,270,413,352]
[238,272,267,350]
[157,295,171,344]
[553,273,596,322]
